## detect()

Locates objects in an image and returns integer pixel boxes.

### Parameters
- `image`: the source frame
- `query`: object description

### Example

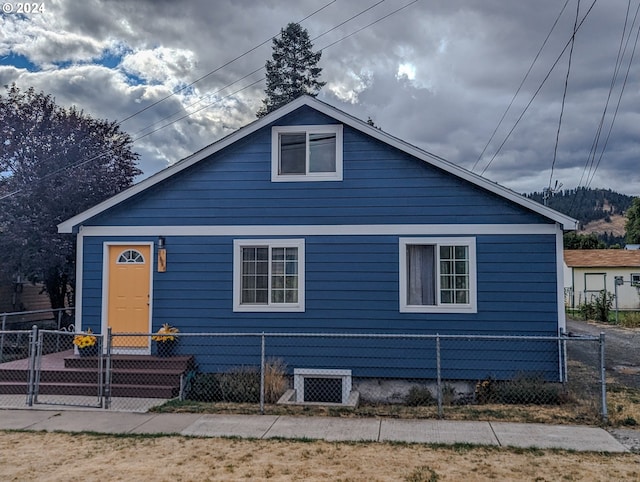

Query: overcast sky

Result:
[1,0,639,196]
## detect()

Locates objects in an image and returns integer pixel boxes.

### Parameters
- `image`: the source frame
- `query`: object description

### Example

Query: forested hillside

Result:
[526,188,636,247]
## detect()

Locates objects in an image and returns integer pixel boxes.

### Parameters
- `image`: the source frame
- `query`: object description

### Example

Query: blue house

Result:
[58,96,577,383]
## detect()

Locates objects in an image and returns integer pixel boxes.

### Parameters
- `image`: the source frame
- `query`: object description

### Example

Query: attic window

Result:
[272,125,343,182]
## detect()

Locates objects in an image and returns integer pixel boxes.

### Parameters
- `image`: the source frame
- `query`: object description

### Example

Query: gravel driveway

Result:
[567,317,640,388]
[567,317,640,451]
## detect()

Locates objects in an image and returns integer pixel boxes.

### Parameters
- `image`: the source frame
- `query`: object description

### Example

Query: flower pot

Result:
[156,342,176,357]
[78,345,99,357]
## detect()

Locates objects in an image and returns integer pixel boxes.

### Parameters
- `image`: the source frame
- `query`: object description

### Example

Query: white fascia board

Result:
[58,95,578,233]
[77,223,559,237]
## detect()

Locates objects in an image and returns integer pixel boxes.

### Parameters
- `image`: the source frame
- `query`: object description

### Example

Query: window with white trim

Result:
[233,239,305,312]
[399,238,477,313]
[272,125,343,181]
[631,273,640,286]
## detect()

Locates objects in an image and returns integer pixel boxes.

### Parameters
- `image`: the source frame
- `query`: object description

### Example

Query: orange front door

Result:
[107,244,151,348]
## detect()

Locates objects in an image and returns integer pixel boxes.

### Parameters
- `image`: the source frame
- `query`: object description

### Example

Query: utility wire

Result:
[1,0,419,200]
[472,0,570,173]
[134,0,419,142]
[568,0,637,216]
[585,13,640,189]
[134,0,389,139]
[548,0,580,192]
[480,0,598,176]
[1,1,340,201]
[118,0,337,124]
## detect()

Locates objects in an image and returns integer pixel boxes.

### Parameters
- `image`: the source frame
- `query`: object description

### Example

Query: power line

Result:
[568,1,639,216]
[585,12,640,188]
[548,0,580,192]
[135,0,420,142]
[479,0,598,176]
[118,0,338,125]
[472,0,570,173]
[134,0,389,140]
[1,0,419,201]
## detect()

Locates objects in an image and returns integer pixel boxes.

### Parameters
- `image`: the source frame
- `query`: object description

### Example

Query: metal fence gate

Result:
[30,329,105,408]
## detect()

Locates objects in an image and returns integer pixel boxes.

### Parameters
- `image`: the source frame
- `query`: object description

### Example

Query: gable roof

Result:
[58,95,578,233]
[564,249,640,268]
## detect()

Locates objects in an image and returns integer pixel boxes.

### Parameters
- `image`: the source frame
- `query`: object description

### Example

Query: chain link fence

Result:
[0,327,606,421]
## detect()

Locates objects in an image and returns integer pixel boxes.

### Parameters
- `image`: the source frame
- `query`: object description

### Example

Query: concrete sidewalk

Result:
[0,408,629,452]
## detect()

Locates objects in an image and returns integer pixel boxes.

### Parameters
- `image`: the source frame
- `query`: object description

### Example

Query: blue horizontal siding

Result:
[87,108,549,228]
[81,231,561,380]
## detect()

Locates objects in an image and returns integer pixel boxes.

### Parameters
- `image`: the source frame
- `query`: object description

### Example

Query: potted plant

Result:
[73,328,98,357]
[152,323,179,357]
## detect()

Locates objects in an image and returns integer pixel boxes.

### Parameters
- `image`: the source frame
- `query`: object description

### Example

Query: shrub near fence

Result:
[118,331,604,421]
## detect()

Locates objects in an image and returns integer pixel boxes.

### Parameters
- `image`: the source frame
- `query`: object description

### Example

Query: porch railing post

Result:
[599,332,608,422]
[436,334,443,419]
[260,333,265,415]
[26,325,38,407]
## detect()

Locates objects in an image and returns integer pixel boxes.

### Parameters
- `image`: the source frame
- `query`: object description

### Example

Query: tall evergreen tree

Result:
[257,23,325,117]
[0,84,141,311]
[625,197,640,244]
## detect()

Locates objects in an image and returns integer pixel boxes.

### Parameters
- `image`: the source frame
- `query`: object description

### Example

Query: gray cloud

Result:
[1,0,638,195]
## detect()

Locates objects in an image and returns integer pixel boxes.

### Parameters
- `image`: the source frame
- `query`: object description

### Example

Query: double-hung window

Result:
[272,125,343,181]
[399,237,477,313]
[233,239,305,312]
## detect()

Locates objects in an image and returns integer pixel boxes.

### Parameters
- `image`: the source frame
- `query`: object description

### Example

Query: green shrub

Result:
[475,376,569,405]
[405,386,435,406]
[579,290,614,323]
[186,373,222,402]
[219,367,261,403]
[185,360,288,404]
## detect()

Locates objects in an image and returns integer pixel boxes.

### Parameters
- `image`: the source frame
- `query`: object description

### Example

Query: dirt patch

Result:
[1,432,639,481]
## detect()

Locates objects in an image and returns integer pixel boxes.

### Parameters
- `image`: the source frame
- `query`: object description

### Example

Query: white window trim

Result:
[233,238,305,312]
[271,124,343,182]
[399,237,477,313]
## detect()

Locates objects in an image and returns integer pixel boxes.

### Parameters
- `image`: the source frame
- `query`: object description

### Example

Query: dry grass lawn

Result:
[1,431,639,481]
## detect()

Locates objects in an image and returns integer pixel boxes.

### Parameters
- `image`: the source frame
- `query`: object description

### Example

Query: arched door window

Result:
[117,249,145,264]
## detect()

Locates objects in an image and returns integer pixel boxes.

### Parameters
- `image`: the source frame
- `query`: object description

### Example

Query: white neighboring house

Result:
[564,249,640,310]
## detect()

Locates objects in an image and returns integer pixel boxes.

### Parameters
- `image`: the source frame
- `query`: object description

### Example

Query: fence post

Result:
[0,314,6,361]
[599,332,608,422]
[26,325,38,407]
[103,327,112,409]
[260,333,265,415]
[558,328,566,383]
[436,334,442,419]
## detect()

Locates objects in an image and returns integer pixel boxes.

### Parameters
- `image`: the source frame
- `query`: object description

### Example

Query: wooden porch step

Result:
[0,382,178,398]
[64,355,194,371]
[0,353,194,398]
